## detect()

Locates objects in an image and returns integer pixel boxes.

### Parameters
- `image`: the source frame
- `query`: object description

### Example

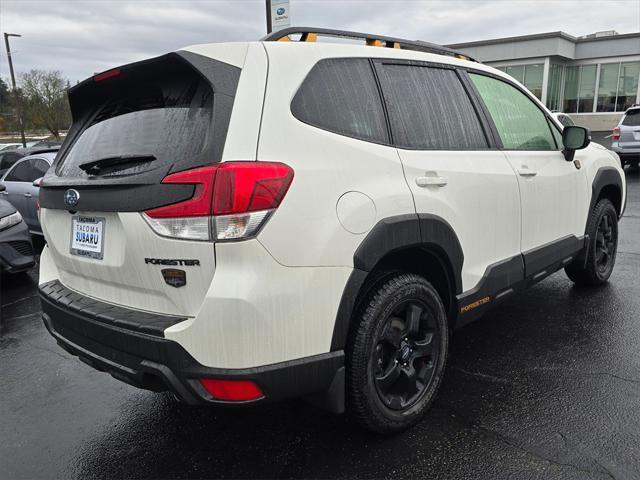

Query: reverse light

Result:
[612,127,620,141]
[199,378,264,401]
[143,162,294,241]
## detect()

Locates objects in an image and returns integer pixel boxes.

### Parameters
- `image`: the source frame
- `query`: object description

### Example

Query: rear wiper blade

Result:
[78,154,156,174]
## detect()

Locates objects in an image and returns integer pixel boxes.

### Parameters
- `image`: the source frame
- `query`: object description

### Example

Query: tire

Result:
[347,273,448,434]
[565,198,618,286]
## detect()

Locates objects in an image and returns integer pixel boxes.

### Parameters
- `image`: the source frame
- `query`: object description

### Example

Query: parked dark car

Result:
[0,150,25,177]
[0,152,56,236]
[0,184,36,274]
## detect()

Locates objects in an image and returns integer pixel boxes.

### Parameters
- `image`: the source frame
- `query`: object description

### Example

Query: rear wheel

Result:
[565,198,618,286]
[347,273,448,433]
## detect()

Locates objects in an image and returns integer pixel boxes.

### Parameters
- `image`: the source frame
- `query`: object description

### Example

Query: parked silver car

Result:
[612,106,640,168]
[0,152,56,235]
[0,185,35,274]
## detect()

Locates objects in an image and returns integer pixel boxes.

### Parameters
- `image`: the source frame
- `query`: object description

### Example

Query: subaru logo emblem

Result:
[276,7,285,15]
[64,189,80,207]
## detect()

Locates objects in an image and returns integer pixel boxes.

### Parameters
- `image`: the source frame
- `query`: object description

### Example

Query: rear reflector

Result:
[143,162,293,241]
[199,378,264,401]
[612,127,620,141]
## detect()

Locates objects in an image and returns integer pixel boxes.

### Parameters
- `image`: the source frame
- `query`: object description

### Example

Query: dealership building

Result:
[446,31,640,131]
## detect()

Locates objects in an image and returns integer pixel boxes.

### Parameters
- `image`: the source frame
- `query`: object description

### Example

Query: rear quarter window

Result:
[622,109,640,127]
[291,58,389,144]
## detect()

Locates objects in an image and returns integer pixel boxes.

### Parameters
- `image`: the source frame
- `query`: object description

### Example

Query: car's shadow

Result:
[73,272,638,479]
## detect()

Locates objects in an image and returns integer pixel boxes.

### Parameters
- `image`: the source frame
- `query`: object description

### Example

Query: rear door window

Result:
[469,73,557,150]
[5,159,41,182]
[58,69,213,177]
[291,58,389,144]
[375,63,488,150]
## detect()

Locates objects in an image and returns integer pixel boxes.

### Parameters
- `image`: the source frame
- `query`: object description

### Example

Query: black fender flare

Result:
[330,214,464,351]
[589,167,624,220]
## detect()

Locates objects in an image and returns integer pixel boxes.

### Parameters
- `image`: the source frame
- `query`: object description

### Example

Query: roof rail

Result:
[261,26,477,62]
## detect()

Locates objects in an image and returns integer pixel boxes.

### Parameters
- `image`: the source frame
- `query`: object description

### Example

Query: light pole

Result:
[3,33,26,148]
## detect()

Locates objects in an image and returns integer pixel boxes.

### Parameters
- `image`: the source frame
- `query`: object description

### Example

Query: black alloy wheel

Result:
[347,273,448,433]
[595,212,616,275]
[565,198,618,286]
[372,300,440,410]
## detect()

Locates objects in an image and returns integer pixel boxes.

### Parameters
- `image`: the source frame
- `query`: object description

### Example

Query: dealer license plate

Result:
[70,216,105,260]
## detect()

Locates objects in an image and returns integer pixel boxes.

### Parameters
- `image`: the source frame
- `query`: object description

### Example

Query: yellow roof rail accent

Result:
[301,32,317,42]
[262,27,478,63]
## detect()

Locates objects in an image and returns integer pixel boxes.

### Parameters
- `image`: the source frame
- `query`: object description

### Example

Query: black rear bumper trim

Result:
[40,282,344,406]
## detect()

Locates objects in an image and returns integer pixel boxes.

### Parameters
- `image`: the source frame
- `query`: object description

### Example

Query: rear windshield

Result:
[57,70,212,177]
[622,109,640,127]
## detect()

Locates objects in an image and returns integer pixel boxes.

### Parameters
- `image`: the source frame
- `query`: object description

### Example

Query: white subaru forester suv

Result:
[39,28,626,433]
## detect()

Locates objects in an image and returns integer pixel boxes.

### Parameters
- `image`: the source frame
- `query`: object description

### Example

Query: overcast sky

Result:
[1,0,639,83]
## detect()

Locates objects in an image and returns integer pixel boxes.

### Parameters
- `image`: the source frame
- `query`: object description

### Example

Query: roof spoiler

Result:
[261,26,477,63]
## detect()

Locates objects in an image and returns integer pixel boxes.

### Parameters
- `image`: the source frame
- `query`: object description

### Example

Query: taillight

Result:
[612,127,620,141]
[199,378,264,402]
[142,161,294,241]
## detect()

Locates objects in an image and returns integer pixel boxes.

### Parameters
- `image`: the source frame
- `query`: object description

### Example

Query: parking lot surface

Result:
[2,138,640,479]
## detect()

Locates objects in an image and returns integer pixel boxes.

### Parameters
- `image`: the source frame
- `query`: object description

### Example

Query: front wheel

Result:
[347,273,448,434]
[565,198,618,286]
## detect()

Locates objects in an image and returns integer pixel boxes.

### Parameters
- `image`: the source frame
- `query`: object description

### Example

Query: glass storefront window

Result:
[547,64,563,111]
[494,60,638,113]
[563,66,579,113]
[578,65,597,112]
[524,64,544,99]
[595,61,640,112]
[617,62,640,111]
[597,63,620,112]
[505,65,525,83]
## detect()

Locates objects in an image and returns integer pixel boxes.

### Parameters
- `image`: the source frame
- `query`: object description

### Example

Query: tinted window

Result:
[622,109,640,126]
[0,152,23,170]
[33,159,50,178]
[291,58,388,143]
[58,68,213,177]
[6,159,38,182]
[470,73,556,150]
[376,64,487,149]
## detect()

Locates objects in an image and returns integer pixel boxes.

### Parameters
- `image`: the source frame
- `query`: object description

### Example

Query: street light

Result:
[3,33,26,148]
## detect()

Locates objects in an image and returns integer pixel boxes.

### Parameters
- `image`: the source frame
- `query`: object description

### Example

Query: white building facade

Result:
[446,31,640,131]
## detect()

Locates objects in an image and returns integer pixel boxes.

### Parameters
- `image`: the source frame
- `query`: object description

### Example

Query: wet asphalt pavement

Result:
[2,138,640,479]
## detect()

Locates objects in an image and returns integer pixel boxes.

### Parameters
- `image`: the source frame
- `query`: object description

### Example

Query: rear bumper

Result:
[39,280,344,406]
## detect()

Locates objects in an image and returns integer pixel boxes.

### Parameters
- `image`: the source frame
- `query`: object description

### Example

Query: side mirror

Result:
[562,126,590,161]
[0,183,5,192]
[33,177,43,187]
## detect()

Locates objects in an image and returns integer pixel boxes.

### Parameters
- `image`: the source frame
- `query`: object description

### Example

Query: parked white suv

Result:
[39,28,626,433]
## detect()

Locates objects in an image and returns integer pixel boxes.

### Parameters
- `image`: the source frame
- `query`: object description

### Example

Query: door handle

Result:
[517,168,537,177]
[24,193,32,197]
[416,175,448,187]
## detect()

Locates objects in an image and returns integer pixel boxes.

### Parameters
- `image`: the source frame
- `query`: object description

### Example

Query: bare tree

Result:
[20,70,71,139]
